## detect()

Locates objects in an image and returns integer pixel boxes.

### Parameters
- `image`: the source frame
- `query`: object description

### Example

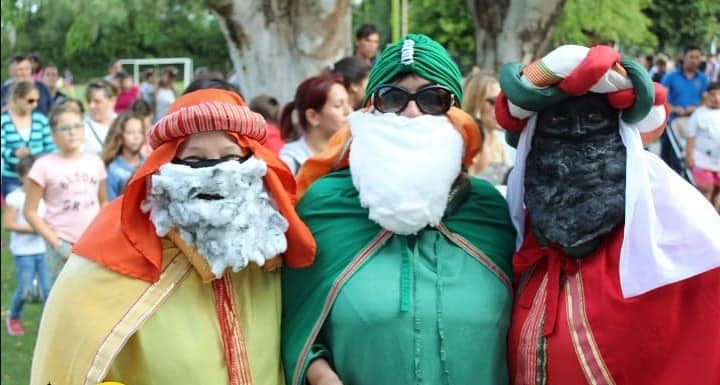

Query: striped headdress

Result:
[147,91,267,149]
[495,45,668,143]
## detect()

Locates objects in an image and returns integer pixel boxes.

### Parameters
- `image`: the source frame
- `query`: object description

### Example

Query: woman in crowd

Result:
[84,79,118,155]
[154,66,178,121]
[101,112,146,200]
[24,102,107,285]
[462,72,514,184]
[1,81,55,198]
[332,56,371,110]
[279,73,352,174]
[113,71,140,114]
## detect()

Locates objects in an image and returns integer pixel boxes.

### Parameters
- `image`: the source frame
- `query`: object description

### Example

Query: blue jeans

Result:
[9,253,50,320]
[1,175,21,199]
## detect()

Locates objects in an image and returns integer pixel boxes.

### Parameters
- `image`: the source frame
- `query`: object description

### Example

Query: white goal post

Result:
[117,57,194,89]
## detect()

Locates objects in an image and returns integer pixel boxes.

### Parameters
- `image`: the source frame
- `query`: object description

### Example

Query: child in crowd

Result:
[5,156,49,336]
[101,112,146,200]
[686,81,720,209]
[23,102,107,285]
[130,98,154,156]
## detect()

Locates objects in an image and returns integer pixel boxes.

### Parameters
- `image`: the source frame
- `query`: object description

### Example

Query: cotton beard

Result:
[348,111,464,235]
[141,157,289,278]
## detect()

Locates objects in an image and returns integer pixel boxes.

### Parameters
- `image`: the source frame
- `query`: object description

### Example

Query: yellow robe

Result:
[30,235,284,385]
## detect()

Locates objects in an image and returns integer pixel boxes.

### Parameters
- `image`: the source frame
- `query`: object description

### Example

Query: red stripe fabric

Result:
[148,102,267,149]
[558,46,620,96]
[495,92,528,132]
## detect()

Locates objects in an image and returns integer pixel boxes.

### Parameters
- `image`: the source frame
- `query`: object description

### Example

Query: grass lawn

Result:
[1,211,42,385]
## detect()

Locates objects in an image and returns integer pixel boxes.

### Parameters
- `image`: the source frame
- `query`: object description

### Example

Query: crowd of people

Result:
[0,21,719,385]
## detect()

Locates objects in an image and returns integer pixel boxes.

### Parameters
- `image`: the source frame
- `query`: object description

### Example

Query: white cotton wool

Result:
[141,157,289,278]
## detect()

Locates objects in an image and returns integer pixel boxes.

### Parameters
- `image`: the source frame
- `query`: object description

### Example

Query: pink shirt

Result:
[114,85,140,114]
[28,153,107,243]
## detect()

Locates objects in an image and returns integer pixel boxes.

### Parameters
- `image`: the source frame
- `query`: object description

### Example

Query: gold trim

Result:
[83,251,192,385]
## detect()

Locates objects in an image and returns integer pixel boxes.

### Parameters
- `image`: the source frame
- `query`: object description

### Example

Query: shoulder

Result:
[31,112,48,124]
[280,139,310,157]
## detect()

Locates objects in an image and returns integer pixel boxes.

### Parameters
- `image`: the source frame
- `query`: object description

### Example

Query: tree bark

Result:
[467,0,566,72]
[205,0,352,103]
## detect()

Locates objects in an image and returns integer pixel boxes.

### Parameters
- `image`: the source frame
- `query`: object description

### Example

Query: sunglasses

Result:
[372,85,455,115]
[26,98,38,104]
[171,154,252,168]
[53,123,84,132]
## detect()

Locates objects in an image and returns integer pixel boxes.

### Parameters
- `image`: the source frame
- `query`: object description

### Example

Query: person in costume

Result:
[282,34,517,385]
[494,44,720,385]
[30,89,316,385]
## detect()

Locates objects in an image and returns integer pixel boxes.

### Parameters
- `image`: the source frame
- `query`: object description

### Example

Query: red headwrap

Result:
[73,89,316,282]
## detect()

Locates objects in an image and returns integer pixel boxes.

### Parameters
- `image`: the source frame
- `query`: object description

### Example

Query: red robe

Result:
[508,225,720,385]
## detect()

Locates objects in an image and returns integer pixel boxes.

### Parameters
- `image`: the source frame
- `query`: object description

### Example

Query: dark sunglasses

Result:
[53,123,84,132]
[26,98,38,104]
[372,84,455,115]
[171,154,252,169]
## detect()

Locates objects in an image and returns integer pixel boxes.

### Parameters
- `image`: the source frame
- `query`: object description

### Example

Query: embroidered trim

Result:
[436,224,512,291]
[83,251,192,385]
[515,274,548,385]
[566,271,615,385]
[292,230,392,385]
[401,39,415,65]
[214,274,253,385]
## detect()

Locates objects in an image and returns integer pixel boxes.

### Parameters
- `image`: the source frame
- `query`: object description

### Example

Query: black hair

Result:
[332,56,371,88]
[249,95,280,123]
[113,70,130,80]
[130,98,153,117]
[9,53,29,65]
[683,44,702,55]
[356,23,378,40]
[182,75,244,99]
[142,68,155,80]
[707,81,720,93]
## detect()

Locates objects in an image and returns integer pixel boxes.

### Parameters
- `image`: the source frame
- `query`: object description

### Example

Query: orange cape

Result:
[73,90,316,282]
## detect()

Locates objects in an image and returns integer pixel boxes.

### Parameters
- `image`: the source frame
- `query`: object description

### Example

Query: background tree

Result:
[644,0,720,53]
[553,0,657,54]
[205,0,352,102]
[1,0,229,83]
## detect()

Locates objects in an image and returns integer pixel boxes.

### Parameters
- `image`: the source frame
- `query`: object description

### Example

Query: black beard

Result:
[525,132,626,256]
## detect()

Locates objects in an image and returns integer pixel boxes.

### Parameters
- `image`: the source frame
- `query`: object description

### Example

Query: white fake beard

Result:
[348,111,464,235]
[141,157,289,278]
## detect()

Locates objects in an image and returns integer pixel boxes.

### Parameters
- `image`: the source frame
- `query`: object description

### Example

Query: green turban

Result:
[362,34,464,106]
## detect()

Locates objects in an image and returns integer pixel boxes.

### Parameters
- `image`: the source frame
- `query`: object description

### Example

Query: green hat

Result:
[362,34,464,106]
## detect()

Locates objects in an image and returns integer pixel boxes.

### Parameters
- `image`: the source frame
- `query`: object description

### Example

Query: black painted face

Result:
[525,93,626,258]
[535,92,619,139]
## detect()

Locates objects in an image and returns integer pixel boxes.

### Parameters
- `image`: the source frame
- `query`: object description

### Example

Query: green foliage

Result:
[552,0,657,52]
[1,0,230,83]
[406,0,475,73]
[644,0,720,52]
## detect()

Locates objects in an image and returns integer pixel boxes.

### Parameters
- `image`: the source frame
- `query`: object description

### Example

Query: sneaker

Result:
[6,317,24,336]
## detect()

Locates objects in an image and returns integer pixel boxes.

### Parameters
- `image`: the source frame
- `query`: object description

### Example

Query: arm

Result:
[23,179,60,249]
[685,137,696,168]
[98,179,108,207]
[306,359,343,385]
[3,205,35,233]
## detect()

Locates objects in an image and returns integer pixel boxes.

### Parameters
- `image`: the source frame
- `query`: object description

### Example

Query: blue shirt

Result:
[106,155,145,200]
[1,111,56,178]
[661,69,708,111]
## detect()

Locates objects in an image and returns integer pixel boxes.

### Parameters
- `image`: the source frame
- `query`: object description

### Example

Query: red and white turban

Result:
[500,45,720,299]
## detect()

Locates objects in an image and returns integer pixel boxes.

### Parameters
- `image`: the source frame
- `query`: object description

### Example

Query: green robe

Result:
[282,169,516,385]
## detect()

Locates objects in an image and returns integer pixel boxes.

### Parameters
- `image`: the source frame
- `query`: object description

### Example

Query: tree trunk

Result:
[467,0,566,72]
[205,0,352,103]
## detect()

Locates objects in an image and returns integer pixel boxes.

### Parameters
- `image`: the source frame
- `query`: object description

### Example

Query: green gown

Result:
[282,168,516,385]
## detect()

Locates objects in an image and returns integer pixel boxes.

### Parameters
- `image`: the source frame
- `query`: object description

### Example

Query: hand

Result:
[685,105,697,115]
[14,147,30,157]
[686,155,695,169]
